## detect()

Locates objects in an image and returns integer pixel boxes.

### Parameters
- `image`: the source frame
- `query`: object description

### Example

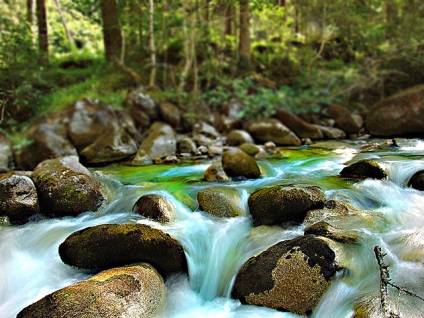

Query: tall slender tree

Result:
[100,0,123,62]
[36,0,48,65]
[238,0,251,72]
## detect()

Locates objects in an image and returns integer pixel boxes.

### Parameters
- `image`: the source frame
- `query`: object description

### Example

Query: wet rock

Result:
[314,124,347,139]
[340,159,387,180]
[0,174,40,225]
[365,85,424,136]
[203,165,228,182]
[132,194,174,222]
[158,101,181,128]
[178,137,197,154]
[304,221,359,243]
[264,141,276,151]
[238,143,262,157]
[246,119,301,146]
[193,122,220,139]
[328,104,363,134]
[14,123,77,171]
[275,109,323,140]
[32,156,105,217]
[407,170,424,191]
[232,235,337,315]
[17,263,166,318]
[197,187,243,217]
[125,89,158,119]
[222,148,261,180]
[305,200,360,224]
[134,122,177,164]
[227,130,254,146]
[309,140,353,150]
[59,223,187,274]
[115,110,142,143]
[248,185,326,225]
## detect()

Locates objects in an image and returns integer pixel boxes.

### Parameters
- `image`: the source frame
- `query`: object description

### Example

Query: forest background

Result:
[1,0,423,135]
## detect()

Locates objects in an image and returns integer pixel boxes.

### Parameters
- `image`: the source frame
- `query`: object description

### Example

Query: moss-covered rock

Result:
[197,187,243,217]
[304,221,359,243]
[17,263,166,318]
[203,165,228,182]
[275,109,323,140]
[158,101,181,128]
[248,185,326,225]
[238,143,263,157]
[132,194,174,222]
[222,148,261,179]
[328,104,363,134]
[340,159,387,180]
[246,118,301,146]
[232,235,337,315]
[59,223,187,275]
[227,130,254,146]
[407,170,424,191]
[31,156,105,217]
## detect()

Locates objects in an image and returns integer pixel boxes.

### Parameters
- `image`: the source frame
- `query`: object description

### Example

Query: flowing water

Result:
[1,139,423,318]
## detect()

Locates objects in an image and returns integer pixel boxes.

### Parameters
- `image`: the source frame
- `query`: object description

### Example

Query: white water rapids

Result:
[1,139,423,318]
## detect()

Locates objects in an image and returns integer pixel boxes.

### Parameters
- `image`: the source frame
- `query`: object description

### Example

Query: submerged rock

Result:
[222,148,261,179]
[197,187,243,217]
[232,235,337,315]
[246,118,301,146]
[17,263,165,318]
[132,194,174,222]
[248,185,326,225]
[31,156,105,217]
[340,159,387,180]
[59,223,187,274]
[407,170,424,191]
[0,174,40,225]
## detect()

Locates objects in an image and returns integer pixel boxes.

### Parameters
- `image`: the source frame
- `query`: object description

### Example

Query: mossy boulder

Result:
[222,148,261,180]
[407,170,424,191]
[17,263,165,318]
[125,89,158,120]
[203,165,228,182]
[246,118,301,146]
[238,143,263,157]
[232,235,337,315]
[197,187,243,217]
[132,194,174,222]
[248,185,326,225]
[0,174,40,225]
[275,109,323,140]
[304,221,359,243]
[328,104,363,134]
[31,156,105,217]
[340,159,387,180]
[158,101,181,128]
[227,130,254,146]
[59,223,187,275]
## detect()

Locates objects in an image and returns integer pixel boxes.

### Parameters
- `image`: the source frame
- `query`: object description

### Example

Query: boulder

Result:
[177,137,197,154]
[193,122,220,139]
[275,109,323,140]
[158,102,181,128]
[197,187,243,217]
[305,200,361,224]
[246,119,301,146]
[407,170,424,191]
[365,85,424,136]
[232,235,337,315]
[0,174,40,225]
[14,123,77,171]
[227,130,254,146]
[134,122,177,163]
[59,223,187,274]
[17,263,165,318]
[238,144,263,157]
[125,89,158,120]
[203,165,228,182]
[132,194,174,222]
[340,159,387,180]
[304,221,359,243]
[222,148,261,179]
[313,124,346,139]
[31,156,105,217]
[328,104,363,134]
[248,185,326,225]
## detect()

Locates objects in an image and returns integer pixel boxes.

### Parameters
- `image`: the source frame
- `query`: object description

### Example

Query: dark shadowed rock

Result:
[197,187,243,217]
[246,118,301,146]
[248,185,326,225]
[203,165,228,182]
[59,223,187,274]
[178,137,197,154]
[158,102,181,128]
[232,235,337,315]
[328,104,363,134]
[17,263,165,318]
[227,130,254,146]
[313,124,346,139]
[407,170,424,191]
[32,156,105,217]
[340,159,387,180]
[222,148,261,179]
[132,194,174,222]
[275,109,323,140]
[0,174,40,225]
[365,85,424,137]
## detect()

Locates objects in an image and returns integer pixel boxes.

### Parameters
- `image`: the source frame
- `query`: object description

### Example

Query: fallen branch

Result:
[112,56,142,87]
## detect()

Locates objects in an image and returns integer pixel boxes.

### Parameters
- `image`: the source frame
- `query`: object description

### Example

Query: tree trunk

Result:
[27,0,33,26]
[53,0,74,45]
[148,0,157,87]
[100,0,123,62]
[36,0,48,65]
[238,0,251,73]
[224,2,233,36]
[127,0,143,50]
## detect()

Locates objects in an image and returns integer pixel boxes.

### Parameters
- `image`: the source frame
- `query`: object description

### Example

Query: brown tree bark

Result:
[238,0,251,72]
[100,0,123,62]
[36,0,48,65]
[27,0,33,26]
[224,2,234,37]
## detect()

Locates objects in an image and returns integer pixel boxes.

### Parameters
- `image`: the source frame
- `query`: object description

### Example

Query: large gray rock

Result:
[248,185,326,225]
[59,223,188,274]
[366,85,424,136]
[0,174,40,224]
[125,89,158,119]
[275,109,323,140]
[17,263,166,318]
[222,148,261,179]
[246,119,301,146]
[197,187,243,217]
[134,122,177,163]
[32,156,105,217]
[232,235,337,315]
